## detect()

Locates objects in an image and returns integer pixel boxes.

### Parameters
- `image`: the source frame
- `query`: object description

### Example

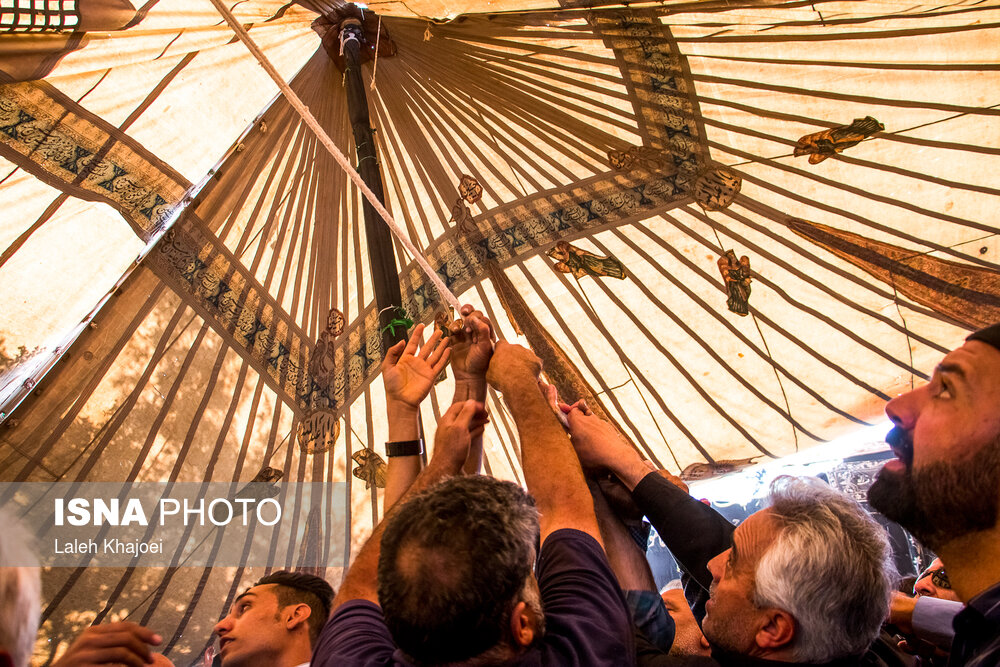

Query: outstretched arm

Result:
[566,407,733,595]
[486,342,601,545]
[332,399,487,612]
[381,323,450,511]
[447,304,495,475]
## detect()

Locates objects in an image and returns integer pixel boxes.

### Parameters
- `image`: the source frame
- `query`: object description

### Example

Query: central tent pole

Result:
[339,16,408,352]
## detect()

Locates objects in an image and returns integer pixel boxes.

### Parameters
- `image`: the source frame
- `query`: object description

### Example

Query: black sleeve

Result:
[631,472,735,595]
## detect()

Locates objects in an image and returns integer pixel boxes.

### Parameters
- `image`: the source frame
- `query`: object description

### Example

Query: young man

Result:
[869,322,1000,666]
[214,570,333,667]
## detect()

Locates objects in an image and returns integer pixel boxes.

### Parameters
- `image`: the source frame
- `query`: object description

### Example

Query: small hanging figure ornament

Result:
[458,174,483,204]
[547,241,627,280]
[297,409,341,453]
[450,175,482,235]
[681,457,760,481]
[694,165,742,211]
[352,449,387,489]
[718,250,752,316]
[794,116,884,165]
[310,307,346,391]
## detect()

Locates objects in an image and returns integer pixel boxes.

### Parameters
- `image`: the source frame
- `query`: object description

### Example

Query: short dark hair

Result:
[377,476,540,665]
[254,570,333,644]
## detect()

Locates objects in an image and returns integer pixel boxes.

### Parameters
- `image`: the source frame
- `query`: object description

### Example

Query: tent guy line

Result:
[207,0,463,313]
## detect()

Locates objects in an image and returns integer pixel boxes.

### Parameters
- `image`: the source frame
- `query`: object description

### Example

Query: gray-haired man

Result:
[567,406,897,666]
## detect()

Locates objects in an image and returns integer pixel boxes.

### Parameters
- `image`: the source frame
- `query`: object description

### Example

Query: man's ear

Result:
[508,601,536,648]
[755,608,796,650]
[284,603,313,632]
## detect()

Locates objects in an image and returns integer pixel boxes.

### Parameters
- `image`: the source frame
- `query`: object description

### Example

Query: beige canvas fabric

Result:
[0,0,997,662]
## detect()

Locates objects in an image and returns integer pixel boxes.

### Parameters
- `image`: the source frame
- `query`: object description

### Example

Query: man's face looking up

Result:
[702,509,780,655]
[869,340,1000,552]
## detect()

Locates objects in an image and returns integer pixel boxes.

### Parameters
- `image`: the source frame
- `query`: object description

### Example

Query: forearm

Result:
[462,434,484,475]
[589,481,656,592]
[383,401,422,513]
[332,456,461,613]
[452,378,487,403]
[504,377,599,543]
[453,380,486,475]
[631,472,733,593]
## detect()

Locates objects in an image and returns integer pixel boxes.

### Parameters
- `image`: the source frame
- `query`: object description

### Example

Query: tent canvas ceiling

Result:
[0,0,998,663]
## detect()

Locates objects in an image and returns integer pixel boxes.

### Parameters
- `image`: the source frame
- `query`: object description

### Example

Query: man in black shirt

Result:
[869,323,1000,667]
[565,405,897,666]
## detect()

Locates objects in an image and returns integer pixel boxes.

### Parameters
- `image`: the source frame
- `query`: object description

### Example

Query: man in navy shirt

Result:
[869,322,1000,667]
[312,341,635,666]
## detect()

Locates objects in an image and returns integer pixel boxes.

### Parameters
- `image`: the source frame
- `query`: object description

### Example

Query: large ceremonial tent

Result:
[0,0,998,662]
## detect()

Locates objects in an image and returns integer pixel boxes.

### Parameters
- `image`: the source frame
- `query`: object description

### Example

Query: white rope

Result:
[208,0,461,312]
[370,15,382,91]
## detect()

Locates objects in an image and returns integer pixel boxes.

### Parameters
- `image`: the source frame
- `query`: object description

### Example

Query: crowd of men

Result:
[1,312,998,667]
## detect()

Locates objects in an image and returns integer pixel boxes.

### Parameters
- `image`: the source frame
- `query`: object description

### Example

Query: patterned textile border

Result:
[0,81,185,241]
[146,213,378,415]
[590,9,705,161]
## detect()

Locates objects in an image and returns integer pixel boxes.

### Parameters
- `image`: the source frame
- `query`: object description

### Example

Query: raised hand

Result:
[565,407,634,472]
[566,408,652,490]
[52,622,162,667]
[433,400,489,471]
[447,304,495,383]
[486,341,542,393]
[538,379,570,429]
[382,323,451,410]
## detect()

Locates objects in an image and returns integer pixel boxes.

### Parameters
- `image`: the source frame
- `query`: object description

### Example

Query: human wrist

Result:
[425,451,465,477]
[490,370,538,396]
[385,397,419,418]
[453,377,487,401]
[616,455,656,492]
[386,401,419,441]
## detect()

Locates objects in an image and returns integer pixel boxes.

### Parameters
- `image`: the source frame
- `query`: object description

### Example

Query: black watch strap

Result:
[386,439,424,457]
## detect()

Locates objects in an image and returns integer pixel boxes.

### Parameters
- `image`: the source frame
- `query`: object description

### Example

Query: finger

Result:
[404,323,425,357]
[460,304,474,317]
[472,311,494,342]
[85,630,157,660]
[425,332,449,366]
[382,339,406,365]
[565,406,586,429]
[86,645,151,667]
[455,399,483,426]
[464,310,489,342]
[419,327,443,361]
[430,347,452,374]
[440,400,466,424]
